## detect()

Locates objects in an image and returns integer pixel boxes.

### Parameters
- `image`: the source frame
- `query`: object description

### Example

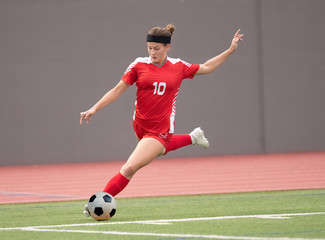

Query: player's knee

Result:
[120,163,139,179]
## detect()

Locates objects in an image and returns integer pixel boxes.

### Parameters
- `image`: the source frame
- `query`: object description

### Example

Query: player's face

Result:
[147,42,170,66]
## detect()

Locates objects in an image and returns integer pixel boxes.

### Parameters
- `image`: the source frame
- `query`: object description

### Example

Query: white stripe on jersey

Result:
[124,57,151,74]
[167,57,192,67]
[169,88,179,133]
[124,56,192,74]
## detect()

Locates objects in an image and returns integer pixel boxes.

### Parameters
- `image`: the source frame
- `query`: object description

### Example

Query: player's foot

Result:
[190,127,209,149]
[83,204,90,217]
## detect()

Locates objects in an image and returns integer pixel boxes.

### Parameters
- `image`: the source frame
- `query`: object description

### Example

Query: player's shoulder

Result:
[125,57,150,73]
[133,57,151,64]
[167,57,192,67]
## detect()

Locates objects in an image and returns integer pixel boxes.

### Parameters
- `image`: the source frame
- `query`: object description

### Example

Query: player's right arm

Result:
[80,80,130,125]
[196,29,243,75]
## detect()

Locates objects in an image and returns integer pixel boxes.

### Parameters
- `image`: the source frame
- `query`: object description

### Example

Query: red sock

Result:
[165,134,192,155]
[103,172,130,197]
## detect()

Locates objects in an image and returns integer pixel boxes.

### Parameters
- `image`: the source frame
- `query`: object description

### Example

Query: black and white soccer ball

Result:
[85,192,117,221]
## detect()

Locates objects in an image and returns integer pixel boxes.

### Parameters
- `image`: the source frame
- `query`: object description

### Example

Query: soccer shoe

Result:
[83,204,90,217]
[190,127,209,149]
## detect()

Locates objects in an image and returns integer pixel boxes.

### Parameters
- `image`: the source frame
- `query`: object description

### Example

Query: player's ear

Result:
[165,44,171,51]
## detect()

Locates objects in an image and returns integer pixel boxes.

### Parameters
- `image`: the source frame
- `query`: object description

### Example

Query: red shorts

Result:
[132,121,173,149]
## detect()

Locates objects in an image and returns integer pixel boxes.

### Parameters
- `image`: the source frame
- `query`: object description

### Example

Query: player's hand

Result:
[230,29,244,53]
[80,108,96,125]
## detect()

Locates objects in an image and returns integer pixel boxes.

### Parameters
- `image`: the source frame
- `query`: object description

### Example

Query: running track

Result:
[0,152,324,204]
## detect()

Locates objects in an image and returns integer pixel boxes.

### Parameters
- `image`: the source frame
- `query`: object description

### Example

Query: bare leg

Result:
[120,137,165,179]
[102,128,208,197]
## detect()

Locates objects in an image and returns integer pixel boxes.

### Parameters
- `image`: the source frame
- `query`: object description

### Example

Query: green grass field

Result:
[0,189,324,240]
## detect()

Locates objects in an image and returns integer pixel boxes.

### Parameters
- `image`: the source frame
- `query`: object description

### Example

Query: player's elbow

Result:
[197,64,213,75]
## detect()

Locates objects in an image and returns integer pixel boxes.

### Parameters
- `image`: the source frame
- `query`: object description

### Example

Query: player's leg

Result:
[164,127,209,154]
[165,134,192,153]
[103,137,165,196]
[120,137,165,179]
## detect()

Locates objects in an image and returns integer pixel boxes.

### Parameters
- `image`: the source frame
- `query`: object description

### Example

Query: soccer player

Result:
[80,24,243,200]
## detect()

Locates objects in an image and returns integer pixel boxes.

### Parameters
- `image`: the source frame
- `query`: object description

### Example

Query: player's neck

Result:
[152,56,168,67]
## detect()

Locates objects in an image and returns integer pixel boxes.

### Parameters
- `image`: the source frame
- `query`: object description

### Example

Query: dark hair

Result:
[148,24,175,42]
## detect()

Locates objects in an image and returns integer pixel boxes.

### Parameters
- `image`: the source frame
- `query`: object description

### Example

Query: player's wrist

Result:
[90,106,98,114]
[227,47,235,54]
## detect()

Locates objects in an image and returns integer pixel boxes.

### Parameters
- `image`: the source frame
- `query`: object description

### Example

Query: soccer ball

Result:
[85,192,117,221]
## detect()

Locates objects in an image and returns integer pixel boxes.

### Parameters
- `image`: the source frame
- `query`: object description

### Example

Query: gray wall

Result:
[1,0,324,166]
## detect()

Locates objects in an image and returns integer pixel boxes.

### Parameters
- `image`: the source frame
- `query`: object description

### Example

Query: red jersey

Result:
[121,57,199,134]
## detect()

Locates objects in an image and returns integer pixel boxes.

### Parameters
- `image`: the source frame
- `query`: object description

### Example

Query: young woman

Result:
[80,24,243,202]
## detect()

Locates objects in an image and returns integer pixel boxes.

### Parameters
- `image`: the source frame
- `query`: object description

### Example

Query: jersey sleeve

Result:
[181,60,200,79]
[121,59,138,85]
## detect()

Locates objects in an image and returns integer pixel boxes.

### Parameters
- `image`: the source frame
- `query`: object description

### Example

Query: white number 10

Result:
[153,82,166,95]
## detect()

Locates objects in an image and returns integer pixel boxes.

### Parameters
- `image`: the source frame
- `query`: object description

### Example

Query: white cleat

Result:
[83,204,90,217]
[190,127,209,149]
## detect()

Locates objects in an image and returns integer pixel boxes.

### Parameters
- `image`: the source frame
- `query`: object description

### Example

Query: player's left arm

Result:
[196,29,244,75]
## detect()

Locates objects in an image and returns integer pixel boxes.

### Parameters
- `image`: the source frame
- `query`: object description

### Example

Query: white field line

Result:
[12,227,325,240]
[2,212,324,229]
[1,212,325,240]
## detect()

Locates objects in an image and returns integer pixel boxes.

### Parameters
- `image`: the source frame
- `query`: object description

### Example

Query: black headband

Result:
[146,34,171,44]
